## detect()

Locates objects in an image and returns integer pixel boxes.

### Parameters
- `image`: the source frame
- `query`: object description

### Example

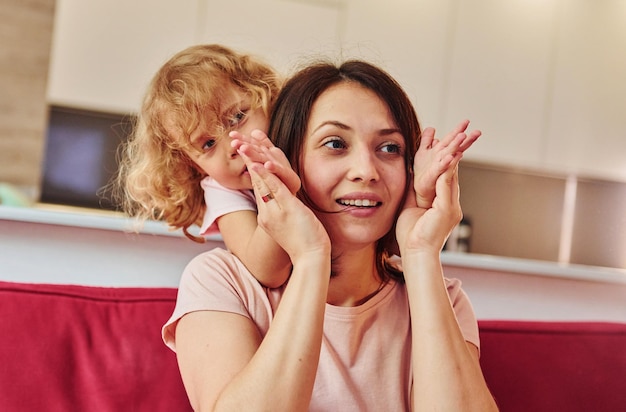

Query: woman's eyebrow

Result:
[379,127,402,136]
[312,121,401,137]
[311,120,350,134]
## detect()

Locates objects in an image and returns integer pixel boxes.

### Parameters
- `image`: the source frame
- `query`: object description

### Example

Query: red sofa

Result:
[1,280,624,411]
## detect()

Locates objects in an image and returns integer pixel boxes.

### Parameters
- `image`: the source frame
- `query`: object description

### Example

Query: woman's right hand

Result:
[243,149,331,263]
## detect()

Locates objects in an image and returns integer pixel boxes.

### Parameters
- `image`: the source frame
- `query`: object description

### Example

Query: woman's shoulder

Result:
[182,248,283,300]
[163,248,277,350]
[184,247,253,284]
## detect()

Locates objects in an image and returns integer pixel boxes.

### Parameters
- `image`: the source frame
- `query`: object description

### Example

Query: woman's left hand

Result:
[396,164,462,257]
[413,120,480,209]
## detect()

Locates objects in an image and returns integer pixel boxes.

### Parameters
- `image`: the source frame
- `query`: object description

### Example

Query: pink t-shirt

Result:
[163,248,480,411]
[199,176,256,236]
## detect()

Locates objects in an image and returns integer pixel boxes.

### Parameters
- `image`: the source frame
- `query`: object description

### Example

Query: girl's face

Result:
[301,82,407,248]
[183,87,269,190]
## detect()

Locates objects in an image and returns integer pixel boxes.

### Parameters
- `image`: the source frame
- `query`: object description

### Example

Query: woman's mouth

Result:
[337,198,380,207]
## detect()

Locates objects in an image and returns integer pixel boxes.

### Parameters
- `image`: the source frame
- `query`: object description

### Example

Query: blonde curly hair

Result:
[116,44,281,242]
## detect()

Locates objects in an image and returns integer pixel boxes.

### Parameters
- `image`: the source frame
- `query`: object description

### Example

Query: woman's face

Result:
[300,82,407,249]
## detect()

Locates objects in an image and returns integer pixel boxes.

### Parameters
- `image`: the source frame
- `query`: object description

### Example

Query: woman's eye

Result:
[381,143,403,154]
[228,110,247,127]
[323,138,346,150]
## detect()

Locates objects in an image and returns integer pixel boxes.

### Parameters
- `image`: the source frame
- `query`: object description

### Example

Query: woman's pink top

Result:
[163,248,479,411]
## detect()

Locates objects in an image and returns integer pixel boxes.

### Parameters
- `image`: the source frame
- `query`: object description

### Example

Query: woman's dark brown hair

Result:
[268,60,422,283]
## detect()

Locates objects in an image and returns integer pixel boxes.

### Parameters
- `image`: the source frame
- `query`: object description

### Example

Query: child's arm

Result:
[413,120,481,208]
[215,130,300,289]
[217,209,292,288]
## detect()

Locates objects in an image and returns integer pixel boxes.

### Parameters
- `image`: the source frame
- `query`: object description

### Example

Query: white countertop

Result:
[441,250,626,284]
[0,203,220,241]
[2,204,625,284]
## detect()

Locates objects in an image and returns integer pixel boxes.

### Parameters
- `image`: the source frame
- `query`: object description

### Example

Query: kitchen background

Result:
[1,0,625,270]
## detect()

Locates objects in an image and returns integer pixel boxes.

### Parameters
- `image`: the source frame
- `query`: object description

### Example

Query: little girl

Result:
[117,43,480,289]
[117,44,296,287]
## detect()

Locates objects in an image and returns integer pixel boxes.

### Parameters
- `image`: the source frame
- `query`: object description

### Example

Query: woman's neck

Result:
[326,245,383,307]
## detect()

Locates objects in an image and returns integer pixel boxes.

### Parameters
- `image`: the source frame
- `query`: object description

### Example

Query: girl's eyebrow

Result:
[187,131,210,151]
[222,97,246,117]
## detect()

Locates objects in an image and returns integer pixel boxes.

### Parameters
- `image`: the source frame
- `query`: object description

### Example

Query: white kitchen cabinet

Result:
[544,0,626,182]
[46,0,200,113]
[444,0,559,170]
[46,0,342,114]
[340,0,456,127]
[45,0,626,182]
[444,0,626,182]
[195,0,342,76]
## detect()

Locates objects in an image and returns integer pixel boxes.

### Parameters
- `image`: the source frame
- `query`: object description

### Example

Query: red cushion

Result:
[479,320,626,412]
[3,280,624,411]
[0,281,191,411]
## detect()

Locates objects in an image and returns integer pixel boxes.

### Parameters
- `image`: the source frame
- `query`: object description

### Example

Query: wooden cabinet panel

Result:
[0,0,54,189]
[571,177,626,268]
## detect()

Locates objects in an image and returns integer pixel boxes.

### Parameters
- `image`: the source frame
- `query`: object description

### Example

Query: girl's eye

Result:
[381,142,403,155]
[228,110,247,127]
[323,137,346,150]
[202,138,217,151]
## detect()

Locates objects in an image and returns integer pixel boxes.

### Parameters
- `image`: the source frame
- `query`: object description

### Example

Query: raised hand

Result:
[397,164,463,257]
[244,155,330,262]
[231,130,301,195]
[413,120,480,209]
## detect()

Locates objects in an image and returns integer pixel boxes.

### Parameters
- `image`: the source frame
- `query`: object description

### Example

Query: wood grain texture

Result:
[0,0,55,193]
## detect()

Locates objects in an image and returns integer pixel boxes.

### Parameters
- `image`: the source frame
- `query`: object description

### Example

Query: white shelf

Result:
[442,251,626,285]
[0,204,221,241]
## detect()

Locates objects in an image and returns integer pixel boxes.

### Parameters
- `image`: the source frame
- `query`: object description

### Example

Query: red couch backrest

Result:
[479,320,626,412]
[0,281,192,411]
[2,281,625,411]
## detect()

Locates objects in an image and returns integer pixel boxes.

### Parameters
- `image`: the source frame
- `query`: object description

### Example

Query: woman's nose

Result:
[348,148,379,182]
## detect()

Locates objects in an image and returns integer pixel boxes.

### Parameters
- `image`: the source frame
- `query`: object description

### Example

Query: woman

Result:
[163,60,497,411]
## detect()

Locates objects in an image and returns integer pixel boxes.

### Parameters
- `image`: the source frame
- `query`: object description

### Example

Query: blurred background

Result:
[1,0,625,269]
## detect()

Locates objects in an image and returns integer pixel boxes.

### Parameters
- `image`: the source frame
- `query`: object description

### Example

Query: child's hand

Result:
[231,130,301,195]
[413,120,480,208]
